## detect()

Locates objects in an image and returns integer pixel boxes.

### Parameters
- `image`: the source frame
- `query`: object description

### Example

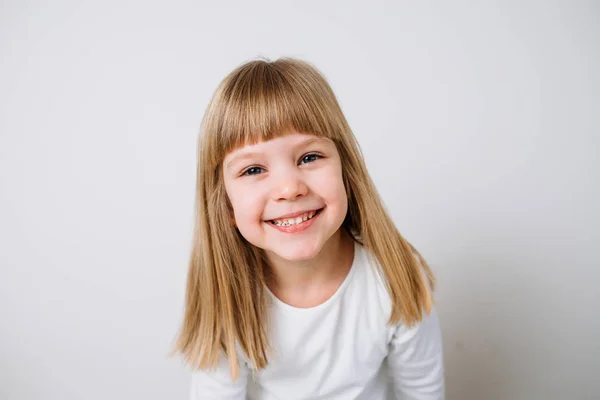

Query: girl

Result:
[174,57,444,399]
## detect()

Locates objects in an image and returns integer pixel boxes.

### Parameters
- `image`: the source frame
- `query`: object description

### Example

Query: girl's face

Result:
[222,131,348,262]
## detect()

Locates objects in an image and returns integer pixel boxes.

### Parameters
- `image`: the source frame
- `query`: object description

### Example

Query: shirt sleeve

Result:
[387,306,445,399]
[189,353,249,400]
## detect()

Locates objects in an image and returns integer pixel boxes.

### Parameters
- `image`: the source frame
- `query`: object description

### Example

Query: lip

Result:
[267,208,322,221]
[266,207,324,234]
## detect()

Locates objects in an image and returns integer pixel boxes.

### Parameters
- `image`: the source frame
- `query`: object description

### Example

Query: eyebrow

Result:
[225,151,263,169]
[225,136,330,170]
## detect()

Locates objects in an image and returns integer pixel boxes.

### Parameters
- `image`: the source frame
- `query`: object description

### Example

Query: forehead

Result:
[223,132,333,167]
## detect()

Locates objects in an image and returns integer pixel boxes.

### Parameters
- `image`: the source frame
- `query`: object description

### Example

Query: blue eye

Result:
[241,166,264,176]
[240,153,322,177]
[300,153,322,164]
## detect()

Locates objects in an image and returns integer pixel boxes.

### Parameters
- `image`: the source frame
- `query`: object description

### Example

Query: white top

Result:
[190,242,445,399]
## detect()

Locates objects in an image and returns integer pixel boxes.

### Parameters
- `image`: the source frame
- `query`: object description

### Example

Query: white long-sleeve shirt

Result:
[190,242,445,399]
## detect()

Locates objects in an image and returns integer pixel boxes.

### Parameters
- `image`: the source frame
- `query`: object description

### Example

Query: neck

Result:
[265,228,355,292]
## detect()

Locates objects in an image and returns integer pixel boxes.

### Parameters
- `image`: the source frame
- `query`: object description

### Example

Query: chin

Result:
[270,242,323,262]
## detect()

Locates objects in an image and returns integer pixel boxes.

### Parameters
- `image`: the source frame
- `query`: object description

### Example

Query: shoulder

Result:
[353,242,434,334]
[349,242,395,322]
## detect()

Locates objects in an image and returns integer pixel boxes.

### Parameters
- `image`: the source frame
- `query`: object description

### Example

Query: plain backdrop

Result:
[1,1,599,399]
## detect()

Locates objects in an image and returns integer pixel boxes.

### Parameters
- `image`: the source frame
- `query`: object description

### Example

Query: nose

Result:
[270,168,309,201]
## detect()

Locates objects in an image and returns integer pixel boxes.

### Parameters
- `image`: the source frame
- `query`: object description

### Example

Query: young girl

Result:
[174,57,444,399]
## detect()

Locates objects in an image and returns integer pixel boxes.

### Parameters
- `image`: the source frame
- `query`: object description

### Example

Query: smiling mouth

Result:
[268,208,324,227]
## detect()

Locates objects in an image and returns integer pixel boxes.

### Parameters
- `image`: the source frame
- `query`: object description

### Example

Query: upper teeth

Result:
[272,210,317,226]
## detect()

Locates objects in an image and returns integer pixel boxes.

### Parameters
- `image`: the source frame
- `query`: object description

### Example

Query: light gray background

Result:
[1,1,599,399]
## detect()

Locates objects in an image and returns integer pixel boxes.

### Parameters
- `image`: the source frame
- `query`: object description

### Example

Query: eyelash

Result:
[241,153,323,177]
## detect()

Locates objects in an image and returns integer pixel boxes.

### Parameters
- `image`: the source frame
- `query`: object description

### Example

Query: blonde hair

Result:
[173,57,436,380]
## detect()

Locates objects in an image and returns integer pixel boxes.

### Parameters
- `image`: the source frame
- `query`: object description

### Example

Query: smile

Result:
[269,208,322,226]
[267,208,324,233]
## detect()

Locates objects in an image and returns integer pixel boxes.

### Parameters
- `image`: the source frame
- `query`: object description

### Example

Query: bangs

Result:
[211,59,341,157]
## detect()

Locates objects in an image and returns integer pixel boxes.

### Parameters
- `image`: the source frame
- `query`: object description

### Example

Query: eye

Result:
[300,153,323,164]
[241,166,264,176]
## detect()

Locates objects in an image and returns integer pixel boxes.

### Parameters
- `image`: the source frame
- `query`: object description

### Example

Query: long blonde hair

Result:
[173,57,436,380]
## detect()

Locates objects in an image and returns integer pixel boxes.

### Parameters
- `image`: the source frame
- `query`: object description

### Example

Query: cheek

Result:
[313,166,347,203]
[229,187,265,222]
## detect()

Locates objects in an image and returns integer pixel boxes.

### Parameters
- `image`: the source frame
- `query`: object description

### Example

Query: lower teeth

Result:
[273,218,309,227]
